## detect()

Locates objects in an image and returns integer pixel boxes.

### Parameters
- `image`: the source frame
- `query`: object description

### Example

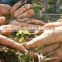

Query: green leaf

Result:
[21,53,29,62]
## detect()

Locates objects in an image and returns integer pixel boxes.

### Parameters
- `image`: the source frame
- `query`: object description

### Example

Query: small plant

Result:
[21,53,30,62]
[11,30,35,43]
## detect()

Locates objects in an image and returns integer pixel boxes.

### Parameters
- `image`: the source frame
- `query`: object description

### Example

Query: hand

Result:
[10,1,34,19]
[0,4,11,16]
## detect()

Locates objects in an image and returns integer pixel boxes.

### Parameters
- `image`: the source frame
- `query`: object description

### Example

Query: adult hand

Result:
[10,1,34,19]
[0,4,11,16]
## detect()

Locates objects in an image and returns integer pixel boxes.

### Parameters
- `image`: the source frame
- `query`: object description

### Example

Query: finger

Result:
[0,4,11,10]
[42,22,62,30]
[57,19,62,22]
[0,25,19,36]
[10,1,22,17]
[0,4,11,16]
[14,4,32,17]
[16,9,34,18]
[0,16,6,25]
